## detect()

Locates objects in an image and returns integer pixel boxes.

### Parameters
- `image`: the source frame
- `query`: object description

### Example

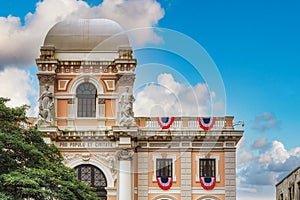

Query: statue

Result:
[35,84,54,126]
[119,86,135,126]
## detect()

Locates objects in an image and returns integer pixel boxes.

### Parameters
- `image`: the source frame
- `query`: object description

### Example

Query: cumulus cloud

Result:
[0,67,38,115]
[252,112,280,131]
[133,73,215,116]
[0,0,164,69]
[238,140,300,197]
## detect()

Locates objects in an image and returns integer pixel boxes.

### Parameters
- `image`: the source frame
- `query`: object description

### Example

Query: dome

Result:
[43,19,130,51]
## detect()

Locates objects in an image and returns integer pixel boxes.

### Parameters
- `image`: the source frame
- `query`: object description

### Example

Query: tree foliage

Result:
[0,98,100,200]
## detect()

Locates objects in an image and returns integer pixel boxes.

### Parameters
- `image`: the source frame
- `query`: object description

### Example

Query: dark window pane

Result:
[76,83,96,117]
[200,159,216,177]
[156,158,172,178]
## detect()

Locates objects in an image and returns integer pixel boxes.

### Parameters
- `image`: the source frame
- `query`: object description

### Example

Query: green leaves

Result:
[0,98,100,200]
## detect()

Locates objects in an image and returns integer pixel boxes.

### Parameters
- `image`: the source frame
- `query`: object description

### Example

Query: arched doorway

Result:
[75,164,107,199]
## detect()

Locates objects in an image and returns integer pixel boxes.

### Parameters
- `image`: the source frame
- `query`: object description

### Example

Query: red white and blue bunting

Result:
[197,117,216,130]
[156,117,175,129]
[156,177,173,190]
[200,177,216,190]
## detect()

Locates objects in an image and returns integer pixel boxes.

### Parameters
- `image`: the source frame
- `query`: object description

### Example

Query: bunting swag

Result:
[156,117,175,129]
[197,117,216,130]
[156,177,173,190]
[200,177,216,190]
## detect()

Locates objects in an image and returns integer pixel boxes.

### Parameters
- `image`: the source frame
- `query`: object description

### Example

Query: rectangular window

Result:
[199,159,215,177]
[156,159,172,178]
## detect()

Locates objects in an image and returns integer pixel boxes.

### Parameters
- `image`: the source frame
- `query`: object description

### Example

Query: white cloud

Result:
[0,0,164,69]
[237,139,300,200]
[133,73,215,116]
[0,67,38,116]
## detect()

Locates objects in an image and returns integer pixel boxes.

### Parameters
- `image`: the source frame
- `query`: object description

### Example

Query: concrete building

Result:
[276,166,300,200]
[35,18,244,200]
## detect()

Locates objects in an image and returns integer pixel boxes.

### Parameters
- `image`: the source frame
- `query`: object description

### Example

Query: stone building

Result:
[35,18,244,200]
[276,166,300,200]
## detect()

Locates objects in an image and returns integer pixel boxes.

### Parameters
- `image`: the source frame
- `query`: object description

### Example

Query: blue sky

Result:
[1,0,300,199]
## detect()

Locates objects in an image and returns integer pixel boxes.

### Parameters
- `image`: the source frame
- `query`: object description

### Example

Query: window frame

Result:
[152,155,176,182]
[195,154,220,182]
[156,158,173,178]
[199,158,216,178]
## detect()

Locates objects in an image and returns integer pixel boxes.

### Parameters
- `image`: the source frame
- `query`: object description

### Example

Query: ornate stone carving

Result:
[37,74,56,85]
[63,153,80,163]
[98,98,105,104]
[118,86,135,126]
[68,98,75,104]
[35,84,54,127]
[95,153,117,180]
[117,74,135,86]
[117,149,134,161]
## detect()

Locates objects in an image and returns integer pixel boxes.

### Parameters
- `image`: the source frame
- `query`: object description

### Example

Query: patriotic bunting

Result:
[156,117,175,129]
[200,177,216,190]
[197,117,216,130]
[156,177,173,190]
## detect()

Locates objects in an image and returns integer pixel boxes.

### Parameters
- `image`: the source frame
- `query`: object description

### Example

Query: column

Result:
[117,149,134,200]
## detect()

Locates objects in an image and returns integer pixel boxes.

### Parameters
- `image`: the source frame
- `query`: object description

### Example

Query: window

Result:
[199,159,215,177]
[156,159,172,178]
[75,165,107,199]
[76,82,96,117]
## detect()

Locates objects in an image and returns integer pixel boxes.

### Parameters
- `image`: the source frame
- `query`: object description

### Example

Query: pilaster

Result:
[225,150,237,200]
[137,152,149,200]
[180,151,192,200]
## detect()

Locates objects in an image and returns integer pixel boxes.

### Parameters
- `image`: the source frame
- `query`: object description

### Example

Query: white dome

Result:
[44,19,130,51]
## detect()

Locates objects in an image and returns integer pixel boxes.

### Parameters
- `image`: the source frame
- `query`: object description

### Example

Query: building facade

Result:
[36,18,243,200]
[276,166,300,200]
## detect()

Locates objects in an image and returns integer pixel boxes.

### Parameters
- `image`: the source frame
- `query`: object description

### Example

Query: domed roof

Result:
[43,19,130,51]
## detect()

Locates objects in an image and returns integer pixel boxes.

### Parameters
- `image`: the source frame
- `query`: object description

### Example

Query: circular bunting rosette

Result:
[156,177,173,190]
[156,117,175,129]
[197,117,216,130]
[200,177,216,190]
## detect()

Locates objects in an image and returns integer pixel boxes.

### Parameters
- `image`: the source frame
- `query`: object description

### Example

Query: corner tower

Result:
[36,19,137,200]
[36,19,136,129]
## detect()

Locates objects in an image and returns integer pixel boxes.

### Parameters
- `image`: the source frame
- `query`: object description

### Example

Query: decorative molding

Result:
[37,74,56,85]
[57,79,71,91]
[103,79,116,91]
[117,74,135,86]
[117,149,134,161]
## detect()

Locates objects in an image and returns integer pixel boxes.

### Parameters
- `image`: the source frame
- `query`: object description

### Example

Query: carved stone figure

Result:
[119,86,135,126]
[35,84,54,126]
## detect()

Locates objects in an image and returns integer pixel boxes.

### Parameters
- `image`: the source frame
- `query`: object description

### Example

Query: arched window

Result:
[75,164,107,199]
[76,83,96,117]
